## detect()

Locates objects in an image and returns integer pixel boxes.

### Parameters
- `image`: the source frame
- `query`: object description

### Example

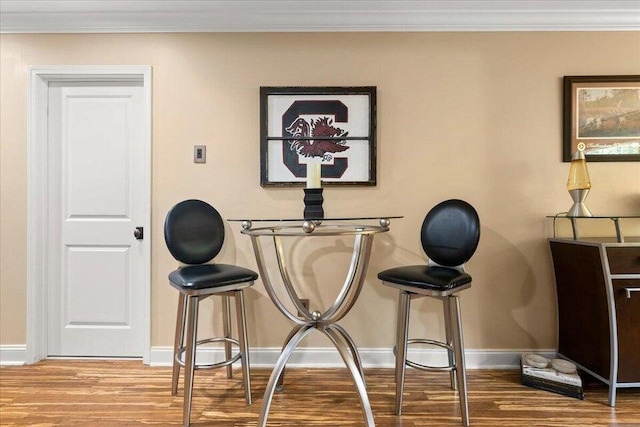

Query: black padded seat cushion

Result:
[378,265,472,291]
[169,264,258,290]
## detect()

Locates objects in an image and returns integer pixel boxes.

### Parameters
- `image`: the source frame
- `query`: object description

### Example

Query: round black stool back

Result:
[164,199,224,265]
[420,199,480,267]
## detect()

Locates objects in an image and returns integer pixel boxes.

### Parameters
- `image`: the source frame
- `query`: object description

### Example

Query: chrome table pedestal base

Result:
[241,220,392,427]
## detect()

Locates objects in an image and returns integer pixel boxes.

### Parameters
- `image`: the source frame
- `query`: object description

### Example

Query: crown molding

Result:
[1,1,639,33]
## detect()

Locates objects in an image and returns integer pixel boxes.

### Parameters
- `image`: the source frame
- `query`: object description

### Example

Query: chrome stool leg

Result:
[234,290,252,405]
[443,298,457,390]
[449,295,469,426]
[183,295,200,427]
[395,290,411,415]
[172,293,187,396]
[222,295,233,379]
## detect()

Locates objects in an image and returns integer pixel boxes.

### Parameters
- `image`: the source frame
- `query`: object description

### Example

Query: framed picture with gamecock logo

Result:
[260,86,377,186]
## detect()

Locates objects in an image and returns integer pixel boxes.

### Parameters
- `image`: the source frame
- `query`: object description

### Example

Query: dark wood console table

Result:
[548,215,640,406]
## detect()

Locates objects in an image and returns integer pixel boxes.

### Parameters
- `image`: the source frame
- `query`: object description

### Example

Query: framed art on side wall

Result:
[260,86,377,186]
[563,75,640,162]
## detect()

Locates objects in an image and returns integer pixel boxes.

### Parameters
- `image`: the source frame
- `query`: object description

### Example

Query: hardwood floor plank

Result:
[1,360,638,426]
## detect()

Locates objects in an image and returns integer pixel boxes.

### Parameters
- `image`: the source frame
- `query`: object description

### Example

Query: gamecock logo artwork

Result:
[281,100,350,180]
[261,86,375,186]
[286,117,349,161]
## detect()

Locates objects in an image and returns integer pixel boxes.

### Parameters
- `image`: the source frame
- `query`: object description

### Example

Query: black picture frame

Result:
[260,86,377,186]
[563,75,640,162]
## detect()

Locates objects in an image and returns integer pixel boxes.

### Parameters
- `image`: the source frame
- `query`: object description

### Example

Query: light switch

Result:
[194,145,206,163]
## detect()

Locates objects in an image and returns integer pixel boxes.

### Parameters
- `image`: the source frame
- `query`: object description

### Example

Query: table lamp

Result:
[566,142,592,217]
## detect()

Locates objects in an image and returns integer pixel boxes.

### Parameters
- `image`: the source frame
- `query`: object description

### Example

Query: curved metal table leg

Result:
[323,326,375,426]
[326,323,366,387]
[258,325,315,427]
[275,324,306,391]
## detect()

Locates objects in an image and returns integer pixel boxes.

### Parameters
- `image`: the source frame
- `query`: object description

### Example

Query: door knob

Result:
[134,227,144,240]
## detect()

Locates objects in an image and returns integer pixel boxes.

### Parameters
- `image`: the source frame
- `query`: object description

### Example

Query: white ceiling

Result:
[1,1,639,33]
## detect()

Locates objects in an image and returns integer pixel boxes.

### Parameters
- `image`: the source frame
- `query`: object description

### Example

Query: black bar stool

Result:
[164,199,258,426]
[378,199,480,426]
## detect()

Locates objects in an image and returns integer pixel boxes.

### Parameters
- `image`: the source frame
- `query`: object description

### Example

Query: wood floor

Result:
[1,360,639,426]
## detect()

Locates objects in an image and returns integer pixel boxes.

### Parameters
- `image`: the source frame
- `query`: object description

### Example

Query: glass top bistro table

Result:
[229,216,401,426]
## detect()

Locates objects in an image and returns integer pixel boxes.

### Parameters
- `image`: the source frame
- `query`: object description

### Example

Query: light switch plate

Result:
[194,145,206,163]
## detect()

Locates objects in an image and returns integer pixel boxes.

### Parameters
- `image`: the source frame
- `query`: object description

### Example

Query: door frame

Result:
[27,66,152,364]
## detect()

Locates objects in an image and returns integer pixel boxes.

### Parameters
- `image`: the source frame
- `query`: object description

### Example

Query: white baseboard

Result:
[0,345,27,366]
[148,346,557,369]
[2,344,556,368]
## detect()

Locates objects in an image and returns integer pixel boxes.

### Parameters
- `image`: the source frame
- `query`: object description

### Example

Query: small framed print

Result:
[260,86,377,186]
[563,75,640,162]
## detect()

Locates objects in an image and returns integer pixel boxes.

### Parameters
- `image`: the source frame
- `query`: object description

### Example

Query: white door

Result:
[46,82,146,357]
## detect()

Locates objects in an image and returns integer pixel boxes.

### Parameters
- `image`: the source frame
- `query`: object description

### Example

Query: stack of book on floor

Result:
[521,353,584,399]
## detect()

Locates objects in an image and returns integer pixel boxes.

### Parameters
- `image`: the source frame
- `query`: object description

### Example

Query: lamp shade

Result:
[567,150,591,191]
[566,143,592,217]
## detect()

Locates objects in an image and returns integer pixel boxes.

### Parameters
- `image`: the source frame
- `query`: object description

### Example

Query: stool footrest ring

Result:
[394,338,456,372]
[175,337,242,370]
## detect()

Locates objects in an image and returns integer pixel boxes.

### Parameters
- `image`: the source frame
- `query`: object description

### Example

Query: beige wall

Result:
[1,32,639,353]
